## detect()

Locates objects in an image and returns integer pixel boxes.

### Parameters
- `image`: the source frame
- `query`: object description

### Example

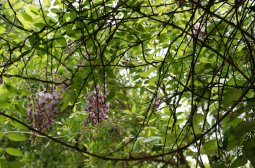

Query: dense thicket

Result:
[0,0,255,167]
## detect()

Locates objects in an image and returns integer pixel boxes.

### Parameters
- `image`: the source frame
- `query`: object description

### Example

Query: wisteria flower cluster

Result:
[191,23,210,42]
[27,78,68,135]
[84,85,110,126]
[153,95,162,109]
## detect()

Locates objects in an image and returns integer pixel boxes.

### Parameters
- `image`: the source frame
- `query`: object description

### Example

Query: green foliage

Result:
[0,0,255,167]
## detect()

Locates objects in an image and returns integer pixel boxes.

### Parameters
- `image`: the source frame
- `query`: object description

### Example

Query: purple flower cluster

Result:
[26,90,62,133]
[153,95,162,109]
[84,85,110,126]
[191,23,210,42]
[26,79,68,134]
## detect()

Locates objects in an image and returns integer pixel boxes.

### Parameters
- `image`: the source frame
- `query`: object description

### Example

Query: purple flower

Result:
[153,95,162,109]
[191,23,210,43]
[26,80,67,140]
[84,85,110,126]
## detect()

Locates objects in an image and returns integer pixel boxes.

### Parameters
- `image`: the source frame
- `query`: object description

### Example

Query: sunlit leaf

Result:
[143,136,161,145]
[13,2,24,9]
[0,25,6,34]
[5,148,23,156]
[43,0,51,8]
[7,133,28,141]
[20,12,33,23]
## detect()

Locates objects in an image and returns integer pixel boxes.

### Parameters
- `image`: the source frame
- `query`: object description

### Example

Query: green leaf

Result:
[143,136,161,145]
[140,67,157,77]
[43,0,51,8]
[223,88,242,109]
[7,133,28,141]
[10,120,29,130]
[20,90,32,95]
[242,138,255,166]
[0,102,11,109]
[202,139,216,151]
[0,147,3,152]
[27,5,40,15]
[195,63,212,74]
[61,101,69,112]
[0,25,6,34]
[15,104,27,116]
[5,148,23,156]
[132,104,136,113]
[56,37,68,47]
[117,93,129,100]
[0,132,4,138]
[0,115,7,122]
[8,161,25,168]
[193,113,204,124]
[70,11,77,21]
[232,121,255,137]
[51,8,62,14]
[105,91,115,102]
[151,144,164,151]
[133,137,142,151]
[0,161,8,168]
[13,2,24,9]
[230,155,247,168]
[211,162,225,168]
[20,12,33,23]
[5,84,16,92]
[223,125,233,150]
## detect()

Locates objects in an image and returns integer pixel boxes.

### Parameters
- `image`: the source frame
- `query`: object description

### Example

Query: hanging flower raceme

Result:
[191,23,210,42]
[26,79,67,144]
[84,85,110,126]
[153,95,162,109]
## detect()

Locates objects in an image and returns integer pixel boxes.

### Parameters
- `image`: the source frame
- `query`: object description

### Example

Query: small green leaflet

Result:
[7,133,28,141]
[223,88,242,109]
[15,104,27,116]
[143,136,161,145]
[20,12,33,23]
[51,8,62,14]
[140,67,157,77]
[133,137,143,151]
[0,161,8,168]
[223,125,233,150]
[20,90,32,95]
[26,5,40,15]
[61,101,69,112]
[0,102,11,109]
[56,37,68,46]
[232,121,255,137]
[230,155,247,168]
[132,104,136,113]
[192,113,204,124]
[105,91,115,102]
[8,161,25,168]
[43,0,51,8]
[117,93,129,100]
[13,2,24,9]
[0,147,3,152]
[5,148,23,156]
[9,161,25,168]
[10,120,29,130]
[151,144,164,151]
[0,25,6,34]
[0,132,4,138]
[211,162,225,168]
